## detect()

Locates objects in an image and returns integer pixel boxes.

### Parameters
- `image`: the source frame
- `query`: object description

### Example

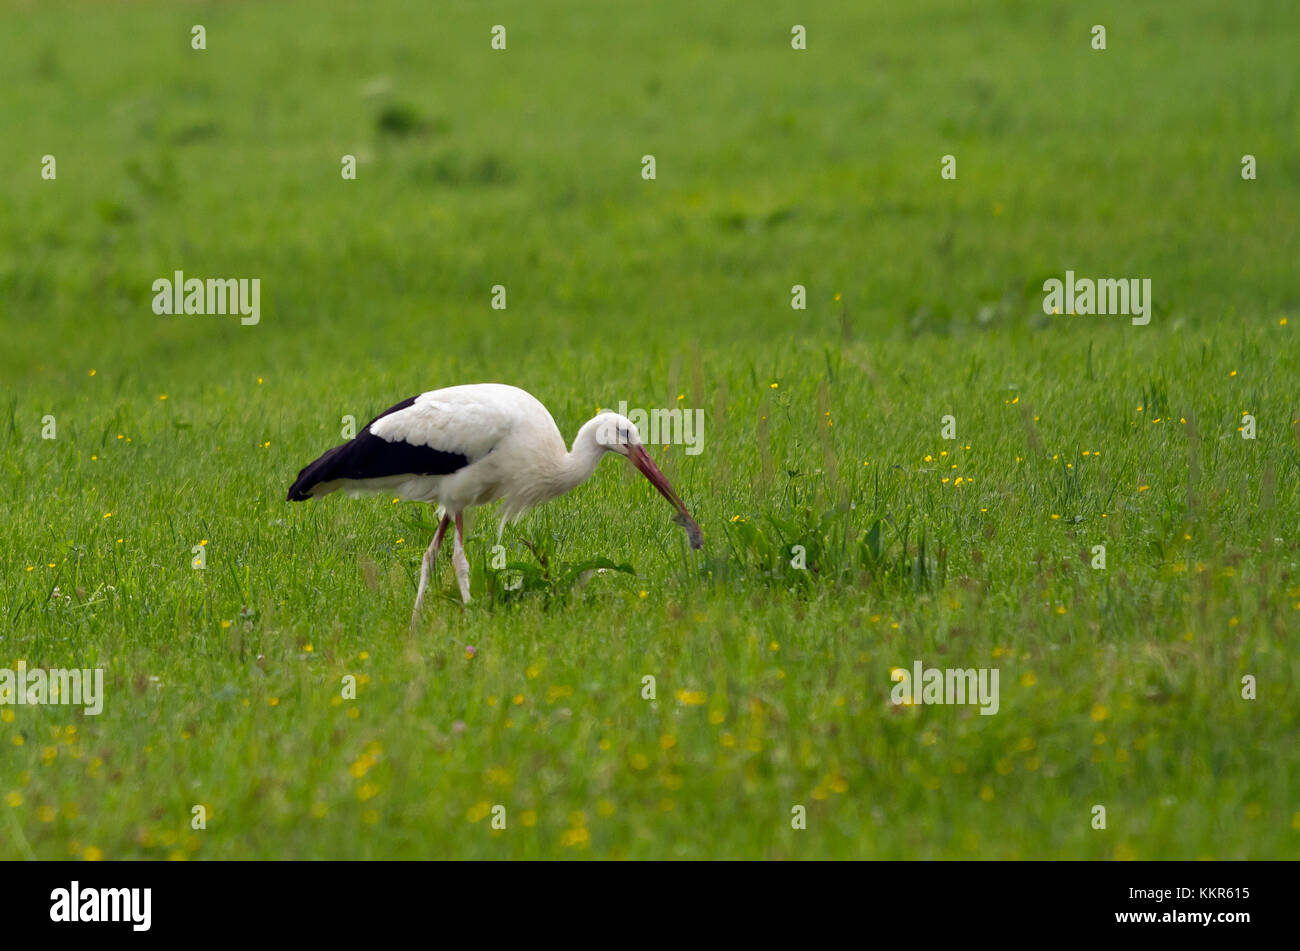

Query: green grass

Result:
[2,0,1298,859]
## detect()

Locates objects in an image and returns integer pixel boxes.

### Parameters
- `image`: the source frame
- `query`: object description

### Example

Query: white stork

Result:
[287,383,703,623]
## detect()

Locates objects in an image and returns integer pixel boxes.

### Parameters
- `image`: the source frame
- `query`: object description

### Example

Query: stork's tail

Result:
[286,444,347,501]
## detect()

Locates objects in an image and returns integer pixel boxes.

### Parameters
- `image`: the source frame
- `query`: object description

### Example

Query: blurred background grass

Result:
[4,0,1297,386]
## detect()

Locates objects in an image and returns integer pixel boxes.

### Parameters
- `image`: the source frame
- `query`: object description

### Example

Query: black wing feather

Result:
[287,396,470,501]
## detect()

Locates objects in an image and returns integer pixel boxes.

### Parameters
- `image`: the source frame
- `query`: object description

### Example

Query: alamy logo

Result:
[0,662,104,715]
[890,660,1000,715]
[614,400,704,455]
[152,270,260,325]
[50,882,151,931]
[1042,270,1151,325]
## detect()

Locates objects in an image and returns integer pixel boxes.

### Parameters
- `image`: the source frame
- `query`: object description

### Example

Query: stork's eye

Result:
[618,428,630,442]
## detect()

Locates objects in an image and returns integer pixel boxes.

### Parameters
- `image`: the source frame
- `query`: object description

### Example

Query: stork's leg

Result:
[411,514,451,626]
[452,512,472,604]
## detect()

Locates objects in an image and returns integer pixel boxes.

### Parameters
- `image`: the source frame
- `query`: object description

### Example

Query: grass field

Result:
[2,0,1299,859]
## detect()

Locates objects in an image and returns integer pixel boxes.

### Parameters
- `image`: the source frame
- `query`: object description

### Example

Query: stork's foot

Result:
[453,549,472,604]
[452,512,472,604]
[410,584,433,627]
[411,512,451,627]
[410,580,430,627]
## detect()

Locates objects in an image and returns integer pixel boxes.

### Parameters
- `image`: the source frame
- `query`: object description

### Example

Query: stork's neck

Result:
[555,417,609,496]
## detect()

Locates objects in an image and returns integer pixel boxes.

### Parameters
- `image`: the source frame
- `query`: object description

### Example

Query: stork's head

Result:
[586,412,703,549]
[592,412,642,455]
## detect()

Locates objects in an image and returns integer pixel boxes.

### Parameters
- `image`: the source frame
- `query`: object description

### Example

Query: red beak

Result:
[628,445,703,549]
